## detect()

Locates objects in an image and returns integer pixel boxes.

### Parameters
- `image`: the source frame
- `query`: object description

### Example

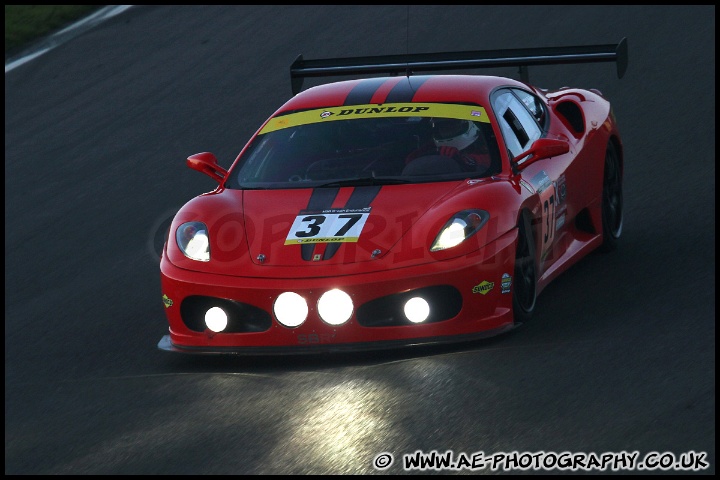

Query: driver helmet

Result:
[432,118,480,151]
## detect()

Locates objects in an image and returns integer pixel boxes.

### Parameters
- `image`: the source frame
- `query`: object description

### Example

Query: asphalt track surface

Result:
[5,5,715,475]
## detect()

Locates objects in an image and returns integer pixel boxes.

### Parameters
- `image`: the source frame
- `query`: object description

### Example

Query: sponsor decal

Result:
[260,103,491,134]
[162,294,173,308]
[531,170,552,194]
[335,105,431,116]
[472,280,495,295]
[501,273,512,294]
[555,213,565,230]
[297,333,337,344]
[556,174,567,203]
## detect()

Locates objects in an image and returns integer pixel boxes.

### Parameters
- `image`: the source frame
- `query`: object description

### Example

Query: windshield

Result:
[226,103,501,190]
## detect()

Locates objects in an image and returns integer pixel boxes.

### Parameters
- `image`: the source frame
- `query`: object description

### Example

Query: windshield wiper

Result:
[317,176,410,188]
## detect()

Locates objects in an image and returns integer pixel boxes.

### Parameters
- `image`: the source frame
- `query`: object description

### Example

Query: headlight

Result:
[430,210,490,251]
[176,221,210,261]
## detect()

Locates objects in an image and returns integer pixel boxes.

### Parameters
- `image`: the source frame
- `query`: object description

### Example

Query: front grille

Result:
[355,285,462,327]
[180,296,271,333]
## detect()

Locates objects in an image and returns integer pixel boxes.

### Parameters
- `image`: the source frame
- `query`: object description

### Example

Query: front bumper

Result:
[159,229,517,354]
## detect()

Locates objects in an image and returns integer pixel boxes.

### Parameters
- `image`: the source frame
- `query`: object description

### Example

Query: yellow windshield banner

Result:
[259,103,490,134]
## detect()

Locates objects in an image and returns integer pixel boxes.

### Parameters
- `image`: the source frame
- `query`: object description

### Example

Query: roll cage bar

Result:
[290,38,627,95]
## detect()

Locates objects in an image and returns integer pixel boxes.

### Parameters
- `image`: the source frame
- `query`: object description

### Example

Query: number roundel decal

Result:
[531,170,557,259]
[285,208,371,245]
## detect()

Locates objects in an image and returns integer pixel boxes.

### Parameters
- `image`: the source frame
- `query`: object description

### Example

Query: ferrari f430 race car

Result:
[158,39,628,354]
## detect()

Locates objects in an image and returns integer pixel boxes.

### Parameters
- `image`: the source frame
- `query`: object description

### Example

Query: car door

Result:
[491,87,571,275]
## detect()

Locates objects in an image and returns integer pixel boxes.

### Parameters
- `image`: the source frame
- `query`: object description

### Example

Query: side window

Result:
[492,91,543,158]
[514,89,547,128]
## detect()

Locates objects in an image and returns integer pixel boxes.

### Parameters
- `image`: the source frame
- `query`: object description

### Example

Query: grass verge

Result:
[5,5,102,58]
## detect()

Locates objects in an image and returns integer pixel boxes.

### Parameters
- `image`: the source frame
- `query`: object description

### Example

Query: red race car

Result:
[158,39,628,354]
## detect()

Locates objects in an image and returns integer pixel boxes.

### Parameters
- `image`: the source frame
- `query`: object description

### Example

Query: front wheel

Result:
[599,141,623,252]
[513,211,537,324]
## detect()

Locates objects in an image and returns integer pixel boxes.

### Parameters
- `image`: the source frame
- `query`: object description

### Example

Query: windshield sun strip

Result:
[259,103,490,135]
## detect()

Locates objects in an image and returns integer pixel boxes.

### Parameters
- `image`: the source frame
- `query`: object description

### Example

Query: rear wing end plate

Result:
[290,38,627,95]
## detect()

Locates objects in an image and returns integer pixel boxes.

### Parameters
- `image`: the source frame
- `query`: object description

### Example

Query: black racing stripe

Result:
[305,187,340,210]
[344,185,382,208]
[384,75,432,103]
[384,77,416,103]
[344,78,389,106]
[323,185,382,260]
[301,188,340,261]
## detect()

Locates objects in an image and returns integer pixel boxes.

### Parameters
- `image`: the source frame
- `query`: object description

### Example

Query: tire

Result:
[599,141,623,253]
[513,211,537,324]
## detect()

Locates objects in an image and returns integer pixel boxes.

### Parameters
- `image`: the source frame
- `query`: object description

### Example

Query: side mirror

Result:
[186,152,228,184]
[511,138,570,171]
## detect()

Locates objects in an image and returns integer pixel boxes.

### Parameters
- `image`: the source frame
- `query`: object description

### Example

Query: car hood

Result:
[241,183,458,267]
[166,179,513,277]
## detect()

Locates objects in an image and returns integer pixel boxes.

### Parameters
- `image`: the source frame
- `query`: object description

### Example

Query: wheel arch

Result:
[512,206,539,324]
[608,135,624,178]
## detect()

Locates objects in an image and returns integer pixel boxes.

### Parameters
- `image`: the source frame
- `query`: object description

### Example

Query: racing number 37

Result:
[295,214,361,238]
[539,186,556,254]
[285,209,371,244]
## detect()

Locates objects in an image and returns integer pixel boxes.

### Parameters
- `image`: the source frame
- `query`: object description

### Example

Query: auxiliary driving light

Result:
[205,306,228,332]
[318,289,353,325]
[404,297,430,323]
[274,291,308,327]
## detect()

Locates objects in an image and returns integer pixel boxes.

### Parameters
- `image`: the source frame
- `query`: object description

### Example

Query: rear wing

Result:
[290,37,627,95]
